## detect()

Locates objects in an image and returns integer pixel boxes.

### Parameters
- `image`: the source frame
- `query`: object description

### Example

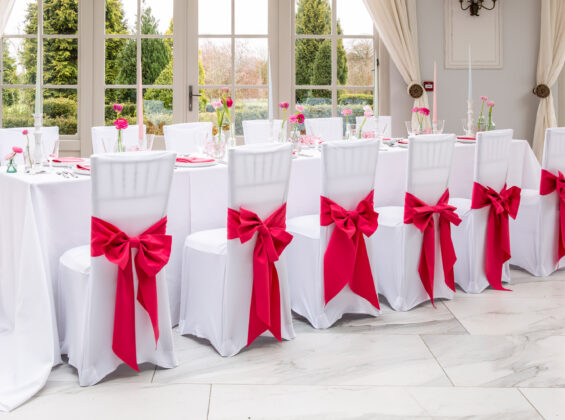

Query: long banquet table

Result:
[0,140,540,411]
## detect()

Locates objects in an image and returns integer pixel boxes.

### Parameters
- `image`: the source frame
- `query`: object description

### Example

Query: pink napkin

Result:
[76,164,91,171]
[398,140,408,144]
[52,157,85,163]
[457,136,476,140]
[176,156,215,164]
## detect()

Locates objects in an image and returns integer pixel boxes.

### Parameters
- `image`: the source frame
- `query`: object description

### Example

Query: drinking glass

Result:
[44,139,60,168]
[433,120,445,134]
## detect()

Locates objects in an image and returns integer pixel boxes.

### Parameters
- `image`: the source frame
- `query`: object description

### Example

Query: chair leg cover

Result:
[178,234,295,357]
[58,247,177,386]
[286,217,380,329]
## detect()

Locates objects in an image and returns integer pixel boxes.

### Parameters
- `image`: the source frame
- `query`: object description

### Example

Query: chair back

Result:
[91,125,146,154]
[304,117,343,142]
[406,134,456,204]
[542,127,565,173]
[321,139,380,210]
[163,122,212,154]
[474,129,513,191]
[228,143,292,221]
[91,151,176,238]
[242,119,282,145]
[355,116,392,138]
[0,126,59,164]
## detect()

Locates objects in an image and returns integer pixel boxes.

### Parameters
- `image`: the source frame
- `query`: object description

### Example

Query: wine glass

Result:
[44,139,60,168]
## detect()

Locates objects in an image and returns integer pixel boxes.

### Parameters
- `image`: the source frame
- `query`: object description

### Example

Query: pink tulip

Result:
[487,101,495,108]
[225,97,233,108]
[341,108,353,116]
[419,107,430,116]
[212,101,222,109]
[279,102,289,109]
[22,129,28,135]
[12,146,23,154]
[480,96,488,102]
[4,151,15,161]
[113,118,129,130]
[296,104,304,112]
[412,107,420,113]
[289,114,298,123]
[296,113,305,124]
[113,104,123,113]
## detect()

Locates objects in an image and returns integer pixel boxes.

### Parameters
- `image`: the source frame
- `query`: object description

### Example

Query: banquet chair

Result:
[242,119,282,144]
[450,129,519,293]
[355,116,392,138]
[304,117,343,142]
[285,139,381,328]
[510,127,565,276]
[57,151,178,386]
[178,143,295,356]
[371,134,458,311]
[91,125,146,154]
[163,122,213,154]
[0,126,59,165]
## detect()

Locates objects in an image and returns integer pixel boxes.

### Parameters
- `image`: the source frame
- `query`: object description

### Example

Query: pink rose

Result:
[419,107,430,116]
[22,129,28,135]
[212,101,222,109]
[296,113,305,124]
[296,104,304,112]
[289,114,298,123]
[225,97,233,108]
[114,118,129,130]
[12,146,23,154]
[341,108,352,116]
[279,102,289,109]
[4,151,15,161]
[487,101,495,108]
[412,107,420,113]
[113,104,123,113]
[480,96,488,102]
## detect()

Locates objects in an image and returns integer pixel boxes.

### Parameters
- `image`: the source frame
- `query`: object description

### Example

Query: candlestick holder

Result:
[32,113,44,173]
[465,100,475,137]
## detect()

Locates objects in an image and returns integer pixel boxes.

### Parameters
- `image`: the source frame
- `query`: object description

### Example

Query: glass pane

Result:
[3,0,36,35]
[295,39,331,87]
[43,38,78,85]
[336,0,373,35]
[295,0,331,35]
[105,88,137,126]
[141,0,173,35]
[235,0,267,34]
[2,39,30,84]
[199,0,231,35]
[1,88,35,128]
[44,88,77,135]
[141,38,172,84]
[144,88,173,135]
[234,88,268,135]
[198,88,221,125]
[235,39,268,85]
[342,39,374,86]
[44,0,78,34]
[106,0,137,35]
[199,39,232,85]
[295,89,331,132]
[105,38,135,85]
[338,89,373,134]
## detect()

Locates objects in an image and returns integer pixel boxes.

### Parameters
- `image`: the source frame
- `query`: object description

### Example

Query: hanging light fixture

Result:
[459,0,497,16]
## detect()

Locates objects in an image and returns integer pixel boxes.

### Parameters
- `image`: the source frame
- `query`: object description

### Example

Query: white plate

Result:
[73,167,91,176]
[397,142,409,148]
[176,160,217,168]
[52,159,87,167]
[457,139,476,144]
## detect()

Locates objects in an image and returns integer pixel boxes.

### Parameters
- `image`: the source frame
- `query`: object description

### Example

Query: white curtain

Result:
[363,0,430,127]
[532,0,565,159]
[0,0,15,35]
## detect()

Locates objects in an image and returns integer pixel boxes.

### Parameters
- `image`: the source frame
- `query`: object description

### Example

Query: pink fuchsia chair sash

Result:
[227,203,293,346]
[403,190,461,305]
[471,182,521,290]
[540,169,565,264]
[90,216,172,371]
[320,191,380,309]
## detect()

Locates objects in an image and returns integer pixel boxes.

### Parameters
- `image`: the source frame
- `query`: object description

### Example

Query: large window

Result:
[1,0,79,138]
[293,0,377,126]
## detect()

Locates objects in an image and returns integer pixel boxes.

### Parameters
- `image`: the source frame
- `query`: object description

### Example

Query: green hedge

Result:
[2,115,76,135]
[338,93,373,106]
[43,97,77,118]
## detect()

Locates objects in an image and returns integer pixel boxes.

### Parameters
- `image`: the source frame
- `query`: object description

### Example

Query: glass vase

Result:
[226,123,236,148]
[278,121,288,143]
[345,123,358,140]
[487,120,496,131]
[24,143,33,170]
[6,159,17,173]
[476,115,487,132]
[289,129,302,154]
[114,129,125,152]
[213,131,227,160]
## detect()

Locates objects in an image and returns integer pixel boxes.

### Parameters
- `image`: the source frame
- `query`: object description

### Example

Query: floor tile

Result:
[519,388,565,419]
[422,334,565,388]
[208,385,540,420]
[154,332,450,387]
[47,361,156,384]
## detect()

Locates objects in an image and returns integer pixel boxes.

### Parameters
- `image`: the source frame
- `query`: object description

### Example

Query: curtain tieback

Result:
[407,82,424,98]
[533,84,550,98]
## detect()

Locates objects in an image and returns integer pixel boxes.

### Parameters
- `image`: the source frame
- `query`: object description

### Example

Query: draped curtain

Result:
[532,0,565,159]
[363,0,430,127]
[0,0,15,35]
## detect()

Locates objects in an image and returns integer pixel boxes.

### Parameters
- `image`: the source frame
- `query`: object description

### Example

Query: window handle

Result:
[189,85,201,112]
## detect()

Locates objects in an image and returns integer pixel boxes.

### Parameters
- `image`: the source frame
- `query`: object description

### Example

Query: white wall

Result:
[388,0,540,142]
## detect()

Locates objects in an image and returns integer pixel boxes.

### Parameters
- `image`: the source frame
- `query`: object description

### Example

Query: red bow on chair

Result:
[471,182,521,290]
[404,190,462,305]
[320,191,380,309]
[227,204,293,346]
[91,216,172,371]
[540,169,565,264]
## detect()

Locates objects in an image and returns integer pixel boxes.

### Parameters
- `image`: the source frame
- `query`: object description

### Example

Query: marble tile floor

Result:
[3,268,565,419]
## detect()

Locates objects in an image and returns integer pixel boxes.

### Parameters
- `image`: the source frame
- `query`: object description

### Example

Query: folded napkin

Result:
[76,164,91,171]
[52,157,85,163]
[398,140,408,144]
[176,156,215,164]
[457,136,476,140]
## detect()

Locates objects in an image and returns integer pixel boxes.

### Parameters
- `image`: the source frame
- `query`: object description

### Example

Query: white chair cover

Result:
[355,116,392,138]
[0,126,59,164]
[178,143,295,356]
[242,119,282,144]
[286,140,381,328]
[510,127,565,276]
[304,117,343,142]
[451,129,514,293]
[91,125,146,154]
[371,134,456,311]
[57,151,178,386]
[163,122,213,154]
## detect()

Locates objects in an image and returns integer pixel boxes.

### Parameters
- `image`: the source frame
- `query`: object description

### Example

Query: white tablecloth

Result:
[0,140,540,411]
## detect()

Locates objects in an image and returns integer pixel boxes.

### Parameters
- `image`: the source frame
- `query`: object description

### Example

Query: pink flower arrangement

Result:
[478,96,488,129]
[114,118,129,130]
[481,96,488,102]
[358,105,374,135]
[487,100,495,130]
[412,107,429,129]
[341,107,353,125]
[280,104,306,142]
[22,129,28,135]
[113,104,124,113]
[5,146,22,163]
[214,89,234,132]
[486,101,495,108]
[12,146,23,154]
[279,102,289,110]
[112,104,127,152]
